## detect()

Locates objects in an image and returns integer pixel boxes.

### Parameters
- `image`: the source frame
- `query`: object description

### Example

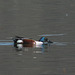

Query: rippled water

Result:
[0,0,75,75]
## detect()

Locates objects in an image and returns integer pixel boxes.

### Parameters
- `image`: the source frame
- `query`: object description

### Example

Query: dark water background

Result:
[0,0,75,75]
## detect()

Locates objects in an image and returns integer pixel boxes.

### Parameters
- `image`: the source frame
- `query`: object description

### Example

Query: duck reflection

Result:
[14,43,50,53]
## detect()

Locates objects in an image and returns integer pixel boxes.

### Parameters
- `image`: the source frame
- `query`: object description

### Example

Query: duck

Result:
[13,36,53,50]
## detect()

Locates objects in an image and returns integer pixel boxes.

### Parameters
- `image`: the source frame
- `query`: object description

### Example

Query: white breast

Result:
[35,41,43,45]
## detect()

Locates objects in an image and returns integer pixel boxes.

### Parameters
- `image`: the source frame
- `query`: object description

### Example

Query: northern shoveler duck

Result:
[13,36,53,50]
